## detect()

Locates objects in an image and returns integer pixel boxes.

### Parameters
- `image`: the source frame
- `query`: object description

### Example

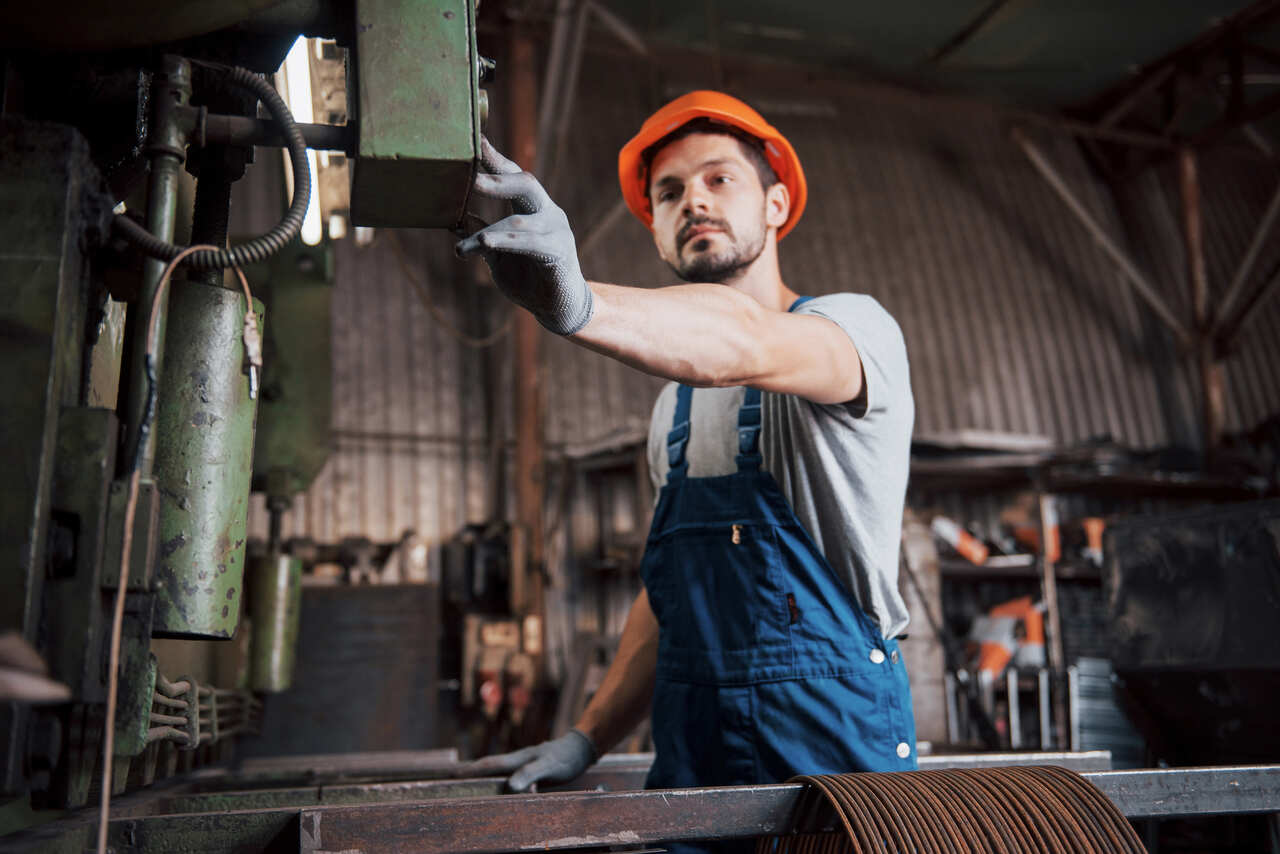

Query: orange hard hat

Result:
[617,90,807,240]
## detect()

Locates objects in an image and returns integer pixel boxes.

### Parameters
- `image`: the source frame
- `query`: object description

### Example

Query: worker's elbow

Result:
[690,298,768,388]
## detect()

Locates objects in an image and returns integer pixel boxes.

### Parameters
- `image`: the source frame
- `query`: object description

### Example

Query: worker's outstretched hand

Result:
[467,728,597,793]
[455,137,595,336]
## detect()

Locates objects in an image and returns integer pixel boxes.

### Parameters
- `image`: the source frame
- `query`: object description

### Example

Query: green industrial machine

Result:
[152,283,265,639]
[350,0,484,227]
[0,0,488,839]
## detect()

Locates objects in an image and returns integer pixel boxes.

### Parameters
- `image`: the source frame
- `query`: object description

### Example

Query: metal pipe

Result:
[944,672,961,744]
[122,55,192,478]
[1038,492,1068,750]
[188,147,239,290]
[1067,664,1081,752]
[1006,668,1020,749]
[201,114,352,153]
[1038,668,1051,750]
[156,675,190,696]
[1011,127,1191,345]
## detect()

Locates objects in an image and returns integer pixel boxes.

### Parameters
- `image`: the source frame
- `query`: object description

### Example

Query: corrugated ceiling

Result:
[598,0,1268,106]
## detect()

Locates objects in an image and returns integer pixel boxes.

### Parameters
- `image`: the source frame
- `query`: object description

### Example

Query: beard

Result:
[669,212,767,283]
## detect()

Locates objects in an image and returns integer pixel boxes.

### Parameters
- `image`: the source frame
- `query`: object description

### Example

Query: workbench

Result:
[5,751,1277,852]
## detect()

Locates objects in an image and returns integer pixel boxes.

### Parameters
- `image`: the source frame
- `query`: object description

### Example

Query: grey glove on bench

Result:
[467,728,598,793]
[455,137,595,336]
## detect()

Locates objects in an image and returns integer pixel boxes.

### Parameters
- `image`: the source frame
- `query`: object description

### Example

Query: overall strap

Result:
[666,384,693,482]
[735,386,763,471]
[733,299,811,472]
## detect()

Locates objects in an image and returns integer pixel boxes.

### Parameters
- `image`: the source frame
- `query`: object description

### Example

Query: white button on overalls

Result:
[869,649,886,664]
[896,742,911,759]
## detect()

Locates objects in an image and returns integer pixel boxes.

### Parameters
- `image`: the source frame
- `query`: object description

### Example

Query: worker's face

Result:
[647,133,790,283]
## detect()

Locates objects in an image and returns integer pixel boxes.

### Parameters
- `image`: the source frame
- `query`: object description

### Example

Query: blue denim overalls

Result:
[641,298,916,805]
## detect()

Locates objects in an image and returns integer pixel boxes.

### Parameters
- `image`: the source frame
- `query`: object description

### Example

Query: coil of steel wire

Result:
[757,765,1145,854]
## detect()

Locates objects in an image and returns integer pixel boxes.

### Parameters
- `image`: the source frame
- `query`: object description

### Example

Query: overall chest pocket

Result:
[644,522,791,652]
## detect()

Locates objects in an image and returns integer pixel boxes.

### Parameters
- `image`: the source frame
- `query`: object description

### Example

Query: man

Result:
[458,91,916,798]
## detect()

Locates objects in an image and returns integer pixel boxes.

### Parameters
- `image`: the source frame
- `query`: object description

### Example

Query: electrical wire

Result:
[386,230,513,348]
[97,244,256,854]
[757,766,1145,854]
[112,65,310,270]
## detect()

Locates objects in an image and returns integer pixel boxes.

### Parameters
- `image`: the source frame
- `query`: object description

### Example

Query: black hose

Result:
[114,66,311,270]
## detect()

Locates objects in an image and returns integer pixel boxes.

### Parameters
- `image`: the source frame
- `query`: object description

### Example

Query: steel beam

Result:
[1220,260,1280,344]
[9,760,1269,853]
[1216,179,1280,335]
[198,749,1112,790]
[294,766,1280,853]
[1011,127,1191,345]
[86,765,1280,854]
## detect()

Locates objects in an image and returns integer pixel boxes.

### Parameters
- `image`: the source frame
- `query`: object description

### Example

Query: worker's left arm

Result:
[572,281,862,405]
[455,139,862,406]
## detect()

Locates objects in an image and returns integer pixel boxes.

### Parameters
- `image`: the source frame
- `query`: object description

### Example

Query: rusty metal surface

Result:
[768,767,1145,854]
[6,759,1270,853]
[78,764,1280,854]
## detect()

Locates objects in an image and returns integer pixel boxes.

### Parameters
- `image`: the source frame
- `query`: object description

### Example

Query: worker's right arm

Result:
[474,588,658,792]
[574,587,659,754]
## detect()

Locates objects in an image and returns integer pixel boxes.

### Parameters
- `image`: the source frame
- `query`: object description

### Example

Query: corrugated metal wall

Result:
[247,44,1280,552]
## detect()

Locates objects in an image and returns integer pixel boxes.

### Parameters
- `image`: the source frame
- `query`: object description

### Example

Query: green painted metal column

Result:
[151,280,262,638]
[247,554,303,692]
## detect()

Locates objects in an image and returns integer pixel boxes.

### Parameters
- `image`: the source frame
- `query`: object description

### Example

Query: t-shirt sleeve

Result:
[646,382,678,498]
[798,294,909,419]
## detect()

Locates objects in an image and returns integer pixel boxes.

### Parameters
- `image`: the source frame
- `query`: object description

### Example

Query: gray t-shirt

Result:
[646,293,913,639]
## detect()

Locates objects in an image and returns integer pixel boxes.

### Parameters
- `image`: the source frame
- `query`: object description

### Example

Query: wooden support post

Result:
[1177,147,1226,452]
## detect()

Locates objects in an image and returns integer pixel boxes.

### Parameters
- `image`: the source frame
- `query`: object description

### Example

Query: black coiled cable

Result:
[113,65,311,270]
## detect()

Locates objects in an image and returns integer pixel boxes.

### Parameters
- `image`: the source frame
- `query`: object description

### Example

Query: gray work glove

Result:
[455,137,594,336]
[467,728,598,793]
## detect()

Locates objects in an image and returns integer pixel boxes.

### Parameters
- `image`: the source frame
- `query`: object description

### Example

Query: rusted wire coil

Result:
[757,766,1145,854]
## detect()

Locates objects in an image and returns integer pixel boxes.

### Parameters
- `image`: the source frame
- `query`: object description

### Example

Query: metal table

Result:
[6,752,1277,853]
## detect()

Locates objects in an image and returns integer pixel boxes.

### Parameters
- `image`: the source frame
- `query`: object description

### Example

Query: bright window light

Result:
[282,36,323,246]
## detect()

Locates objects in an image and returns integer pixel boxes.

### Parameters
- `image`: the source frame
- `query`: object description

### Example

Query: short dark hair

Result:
[641,117,780,202]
